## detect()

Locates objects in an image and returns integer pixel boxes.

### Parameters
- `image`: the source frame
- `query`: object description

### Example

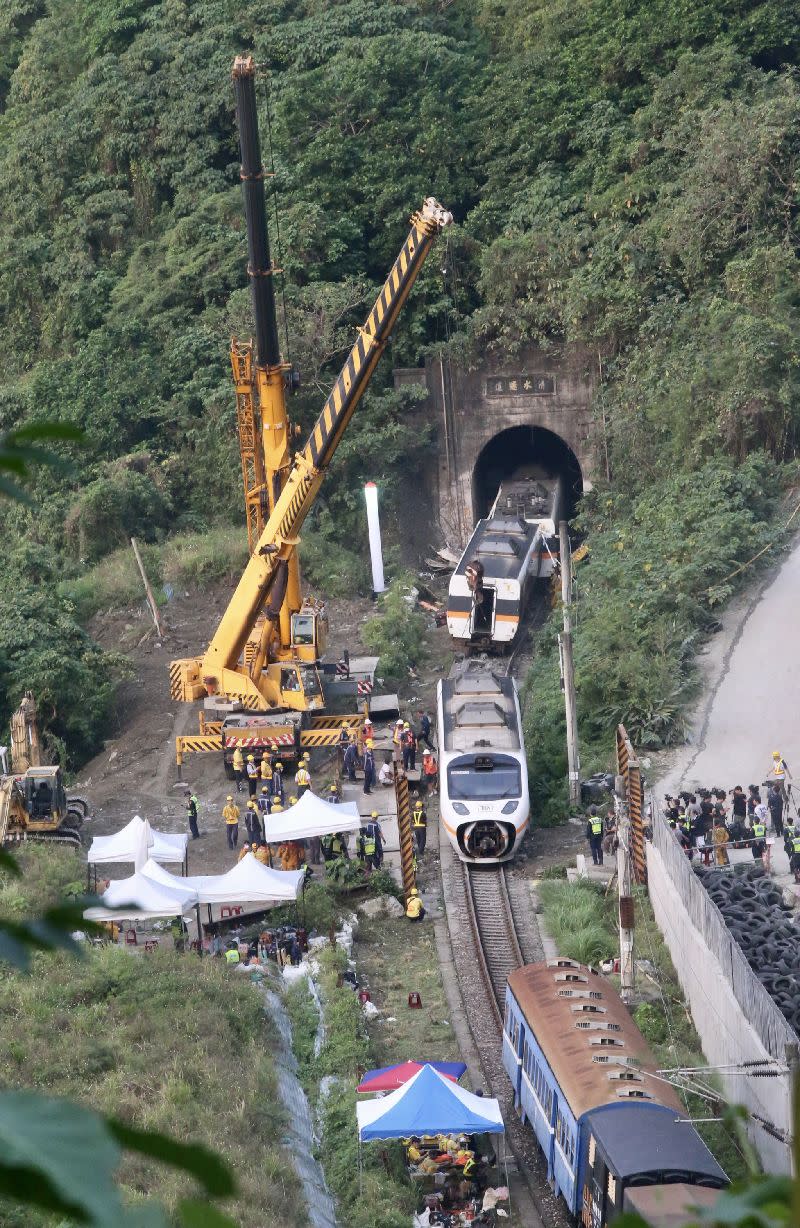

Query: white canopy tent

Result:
[182,853,305,905]
[88,815,189,867]
[263,791,361,844]
[84,866,197,922]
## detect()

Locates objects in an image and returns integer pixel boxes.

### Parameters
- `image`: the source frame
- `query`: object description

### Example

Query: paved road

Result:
[659,538,800,882]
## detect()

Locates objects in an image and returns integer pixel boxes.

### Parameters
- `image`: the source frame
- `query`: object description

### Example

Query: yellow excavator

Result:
[171,55,452,756]
[0,693,89,849]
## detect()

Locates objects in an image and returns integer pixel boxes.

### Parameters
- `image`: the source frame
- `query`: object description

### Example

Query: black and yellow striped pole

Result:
[395,772,416,900]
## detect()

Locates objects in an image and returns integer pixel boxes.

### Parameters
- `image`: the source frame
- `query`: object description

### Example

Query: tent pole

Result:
[502,1135,511,1209]
[195,903,203,956]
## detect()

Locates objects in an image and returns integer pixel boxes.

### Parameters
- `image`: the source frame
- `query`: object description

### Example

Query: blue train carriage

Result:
[503,960,727,1225]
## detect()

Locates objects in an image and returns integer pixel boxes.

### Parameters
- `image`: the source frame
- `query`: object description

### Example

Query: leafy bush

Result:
[524,453,787,813]
[537,880,616,966]
[363,577,427,685]
[65,465,172,562]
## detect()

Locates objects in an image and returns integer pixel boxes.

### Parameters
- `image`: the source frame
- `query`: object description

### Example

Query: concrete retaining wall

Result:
[647,824,794,1173]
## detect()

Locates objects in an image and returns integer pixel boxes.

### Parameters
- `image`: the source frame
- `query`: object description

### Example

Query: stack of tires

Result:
[696,864,800,1036]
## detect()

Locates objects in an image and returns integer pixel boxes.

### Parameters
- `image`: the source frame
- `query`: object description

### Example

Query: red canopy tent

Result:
[356,1060,466,1093]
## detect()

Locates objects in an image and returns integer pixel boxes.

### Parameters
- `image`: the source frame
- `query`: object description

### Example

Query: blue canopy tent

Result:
[357,1065,505,1139]
[356,1064,509,1200]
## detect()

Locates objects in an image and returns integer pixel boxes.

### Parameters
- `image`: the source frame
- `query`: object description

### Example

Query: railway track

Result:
[463,865,524,1024]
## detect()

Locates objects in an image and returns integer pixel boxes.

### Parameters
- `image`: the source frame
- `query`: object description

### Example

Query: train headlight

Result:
[501,800,519,814]
[452,802,470,815]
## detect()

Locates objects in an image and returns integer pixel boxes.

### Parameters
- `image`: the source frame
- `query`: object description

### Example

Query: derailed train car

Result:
[503,960,727,1226]
[437,658,529,863]
[447,476,563,651]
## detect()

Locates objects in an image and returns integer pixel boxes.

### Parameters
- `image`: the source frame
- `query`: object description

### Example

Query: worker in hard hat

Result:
[361,811,383,871]
[295,760,311,798]
[402,721,416,772]
[412,795,428,856]
[232,745,244,792]
[272,761,285,803]
[768,750,792,802]
[393,718,404,765]
[405,886,425,922]
[246,754,259,798]
[260,754,273,783]
[244,799,261,843]
[378,754,394,787]
[222,795,240,850]
[363,737,376,795]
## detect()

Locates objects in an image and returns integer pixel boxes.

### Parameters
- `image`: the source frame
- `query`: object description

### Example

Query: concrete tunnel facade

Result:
[394,345,600,550]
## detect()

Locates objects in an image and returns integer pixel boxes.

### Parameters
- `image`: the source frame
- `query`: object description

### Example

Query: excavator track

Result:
[23,830,84,851]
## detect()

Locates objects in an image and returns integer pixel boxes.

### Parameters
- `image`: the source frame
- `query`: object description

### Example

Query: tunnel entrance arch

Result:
[471,425,583,522]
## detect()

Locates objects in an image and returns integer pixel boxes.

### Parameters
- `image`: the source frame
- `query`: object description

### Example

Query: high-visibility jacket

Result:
[363,832,377,857]
[773,761,786,780]
[320,834,334,857]
[785,824,796,839]
[223,803,240,825]
[260,759,273,780]
[331,834,346,856]
[412,807,427,829]
[295,768,311,788]
[393,726,403,747]
[792,838,800,855]
[590,818,602,836]
[423,758,438,778]
[753,823,766,839]
[225,948,240,965]
[406,895,423,919]
[246,761,258,779]
[232,748,244,772]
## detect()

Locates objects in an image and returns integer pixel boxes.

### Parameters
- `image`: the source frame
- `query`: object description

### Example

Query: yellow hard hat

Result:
[371,811,378,819]
[773,750,781,759]
[226,795,233,801]
[289,796,298,805]
[403,722,410,729]
[261,786,269,793]
[247,754,255,761]
[366,739,374,748]
[329,783,337,791]
[410,887,419,896]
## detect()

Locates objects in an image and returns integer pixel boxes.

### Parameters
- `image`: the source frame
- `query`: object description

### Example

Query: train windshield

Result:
[447,755,521,801]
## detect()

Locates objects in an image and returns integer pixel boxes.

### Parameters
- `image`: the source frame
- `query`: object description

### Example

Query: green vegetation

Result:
[525,455,788,821]
[536,877,749,1182]
[285,944,415,1228]
[363,577,428,685]
[0,845,298,1228]
[1,1,799,777]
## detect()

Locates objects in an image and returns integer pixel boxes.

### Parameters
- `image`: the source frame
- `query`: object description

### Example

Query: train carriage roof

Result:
[507,961,685,1121]
[453,516,538,580]
[587,1103,727,1185]
[440,661,520,753]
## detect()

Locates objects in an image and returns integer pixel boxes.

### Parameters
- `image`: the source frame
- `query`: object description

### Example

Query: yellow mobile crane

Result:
[171,188,452,713]
[171,55,452,768]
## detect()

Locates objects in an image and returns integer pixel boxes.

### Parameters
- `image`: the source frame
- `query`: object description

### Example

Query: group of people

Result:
[341,710,438,796]
[663,752,797,875]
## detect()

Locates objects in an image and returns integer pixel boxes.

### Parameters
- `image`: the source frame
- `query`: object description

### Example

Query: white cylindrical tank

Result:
[364,481,386,595]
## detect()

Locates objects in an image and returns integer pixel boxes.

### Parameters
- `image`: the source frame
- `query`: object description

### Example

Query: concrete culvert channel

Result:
[695,865,800,1036]
[263,986,338,1228]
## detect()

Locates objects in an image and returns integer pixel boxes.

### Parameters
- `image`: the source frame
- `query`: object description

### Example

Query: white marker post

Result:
[364,482,386,596]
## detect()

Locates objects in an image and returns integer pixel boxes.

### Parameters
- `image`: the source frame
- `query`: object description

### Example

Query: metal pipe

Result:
[232,55,280,368]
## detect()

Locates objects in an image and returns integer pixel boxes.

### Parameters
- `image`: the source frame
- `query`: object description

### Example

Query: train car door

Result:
[580,1133,608,1228]
[470,586,496,638]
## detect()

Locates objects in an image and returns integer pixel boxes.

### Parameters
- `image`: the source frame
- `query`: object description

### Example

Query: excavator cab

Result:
[20,766,67,829]
[289,605,328,663]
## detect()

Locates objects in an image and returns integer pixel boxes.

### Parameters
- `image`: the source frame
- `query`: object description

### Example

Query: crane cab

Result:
[266,663,324,711]
[289,604,328,663]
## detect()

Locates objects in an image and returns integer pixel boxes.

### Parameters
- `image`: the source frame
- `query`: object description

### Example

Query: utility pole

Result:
[615,771,636,1001]
[558,521,581,805]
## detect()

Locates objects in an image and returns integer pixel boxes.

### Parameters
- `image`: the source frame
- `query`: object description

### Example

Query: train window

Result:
[504,1003,511,1033]
[589,991,603,1000]
[617,1089,652,1099]
[607,1174,617,1204]
[447,758,521,801]
[588,1136,596,1165]
[592,1055,609,1064]
[549,959,580,969]
[594,1037,624,1047]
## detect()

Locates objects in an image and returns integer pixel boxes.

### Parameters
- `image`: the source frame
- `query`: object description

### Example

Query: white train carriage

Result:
[437,659,530,864]
[447,477,562,651]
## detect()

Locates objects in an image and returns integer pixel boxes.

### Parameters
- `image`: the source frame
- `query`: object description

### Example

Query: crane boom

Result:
[170,196,452,709]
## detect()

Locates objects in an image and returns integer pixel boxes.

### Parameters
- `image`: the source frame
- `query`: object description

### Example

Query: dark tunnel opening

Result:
[472,425,583,522]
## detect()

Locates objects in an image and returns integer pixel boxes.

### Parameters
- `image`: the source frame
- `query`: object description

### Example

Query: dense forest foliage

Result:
[1,0,799,767]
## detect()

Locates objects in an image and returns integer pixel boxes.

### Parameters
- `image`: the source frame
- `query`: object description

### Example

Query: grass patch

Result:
[0,846,300,1227]
[285,945,415,1228]
[537,879,616,966]
[57,525,249,622]
[537,876,748,1181]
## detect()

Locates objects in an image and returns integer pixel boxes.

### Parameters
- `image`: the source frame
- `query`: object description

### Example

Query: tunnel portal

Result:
[471,425,584,522]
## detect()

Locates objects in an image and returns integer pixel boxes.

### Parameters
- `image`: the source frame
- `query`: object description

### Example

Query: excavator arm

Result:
[171,196,452,709]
